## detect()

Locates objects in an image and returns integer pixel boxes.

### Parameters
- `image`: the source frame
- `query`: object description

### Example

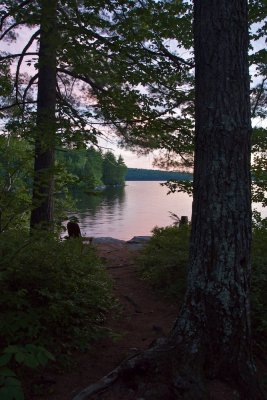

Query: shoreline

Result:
[82,235,151,248]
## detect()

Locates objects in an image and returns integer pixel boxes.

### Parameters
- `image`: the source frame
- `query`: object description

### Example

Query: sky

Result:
[2,26,159,169]
[98,133,159,169]
[1,18,266,170]
[109,146,157,169]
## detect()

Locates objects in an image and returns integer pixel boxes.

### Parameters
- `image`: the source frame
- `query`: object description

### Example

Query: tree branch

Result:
[0,0,35,31]
[57,68,107,94]
[0,52,38,62]
[58,4,118,47]
[22,73,39,109]
[0,21,25,41]
[14,29,40,104]
[56,91,86,128]
[143,43,195,68]
[251,77,267,118]
[0,100,37,111]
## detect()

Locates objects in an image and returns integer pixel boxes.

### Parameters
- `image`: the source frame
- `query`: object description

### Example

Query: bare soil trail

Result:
[44,241,178,400]
[31,240,266,400]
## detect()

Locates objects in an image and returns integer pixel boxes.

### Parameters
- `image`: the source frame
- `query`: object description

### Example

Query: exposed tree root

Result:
[72,336,266,400]
[72,337,205,400]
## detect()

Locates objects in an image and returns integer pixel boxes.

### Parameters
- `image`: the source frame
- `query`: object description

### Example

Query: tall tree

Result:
[0,0,193,229]
[73,1,265,399]
[116,155,127,185]
[30,0,57,229]
[102,151,127,186]
[169,0,263,396]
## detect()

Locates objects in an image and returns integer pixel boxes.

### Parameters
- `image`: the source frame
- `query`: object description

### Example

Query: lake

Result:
[66,181,193,240]
[65,181,266,240]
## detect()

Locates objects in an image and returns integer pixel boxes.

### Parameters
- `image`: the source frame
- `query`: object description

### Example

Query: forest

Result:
[125,168,192,182]
[57,147,127,189]
[0,137,127,231]
[0,0,266,399]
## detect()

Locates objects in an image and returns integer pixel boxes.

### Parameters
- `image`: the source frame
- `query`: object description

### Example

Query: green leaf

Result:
[0,368,16,378]
[3,346,19,355]
[24,344,36,352]
[14,352,25,364]
[0,354,12,367]
[4,377,21,387]
[0,384,24,400]
[36,352,48,366]
[22,354,38,369]
[40,348,55,362]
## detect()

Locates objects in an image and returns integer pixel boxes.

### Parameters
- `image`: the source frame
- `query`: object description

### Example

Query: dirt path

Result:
[46,241,178,400]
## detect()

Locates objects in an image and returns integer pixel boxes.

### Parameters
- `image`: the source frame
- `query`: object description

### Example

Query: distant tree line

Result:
[57,147,128,190]
[125,168,192,182]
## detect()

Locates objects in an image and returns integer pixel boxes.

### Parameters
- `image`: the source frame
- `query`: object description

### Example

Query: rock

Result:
[127,236,151,244]
[126,236,151,250]
[82,236,151,248]
[92,237,126,245]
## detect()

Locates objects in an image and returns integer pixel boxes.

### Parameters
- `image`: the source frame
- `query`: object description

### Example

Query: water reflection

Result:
[73,186,125,213]
[68,186,126,238]
[66,182,267,240]
[66,182,193,240]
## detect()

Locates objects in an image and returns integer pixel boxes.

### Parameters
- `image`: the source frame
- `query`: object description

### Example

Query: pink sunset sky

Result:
[2,26,159,169]
[1,22,265,170]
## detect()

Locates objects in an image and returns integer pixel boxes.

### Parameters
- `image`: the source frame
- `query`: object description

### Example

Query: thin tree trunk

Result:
[30,0,57,230]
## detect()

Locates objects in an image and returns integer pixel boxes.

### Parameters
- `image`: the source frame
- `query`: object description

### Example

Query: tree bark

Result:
[167,0,264,397]
[30,0,57,230]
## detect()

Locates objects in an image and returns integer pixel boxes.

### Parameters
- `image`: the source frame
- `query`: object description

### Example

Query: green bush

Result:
[0,231,114,351]
[251,217,267,350]
[138,225,190,301]
[139,221,267,351]
[0,344,55,400]
[0,230,115,398]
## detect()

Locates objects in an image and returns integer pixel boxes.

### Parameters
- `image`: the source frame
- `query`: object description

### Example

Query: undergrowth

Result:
[0,231,114,399]
[251,216,267,353]
[138,221,267,352]
[138,225,189,301]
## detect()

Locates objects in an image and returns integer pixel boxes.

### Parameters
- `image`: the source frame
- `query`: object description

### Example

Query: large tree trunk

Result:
[167,0,264,397]
[30,0,57,230]
[171,0,254,383]
[72,1,265,399]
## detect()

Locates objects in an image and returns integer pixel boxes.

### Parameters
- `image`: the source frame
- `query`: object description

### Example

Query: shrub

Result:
[138,225,190,301]
[0,231,114,350]
[251,217,267,351]
[0,231,114,398]
[139,222,267,352]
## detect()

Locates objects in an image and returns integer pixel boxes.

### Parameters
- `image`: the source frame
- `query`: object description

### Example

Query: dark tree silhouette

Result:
[30,0,57,229]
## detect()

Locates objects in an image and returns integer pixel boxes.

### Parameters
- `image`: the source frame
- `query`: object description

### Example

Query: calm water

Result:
[66,181,266,240]
[66,181,193,240]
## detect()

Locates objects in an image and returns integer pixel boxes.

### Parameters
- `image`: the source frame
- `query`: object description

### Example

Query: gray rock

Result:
[127,236,151,244]
[90,237,126,245]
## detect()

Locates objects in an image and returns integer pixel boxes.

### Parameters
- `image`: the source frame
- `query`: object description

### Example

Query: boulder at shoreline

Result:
[82,236,151,248]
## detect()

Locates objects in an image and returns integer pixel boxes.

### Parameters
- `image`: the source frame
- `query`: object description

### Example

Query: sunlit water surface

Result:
[65,181,192,240]
[65,181,266,241]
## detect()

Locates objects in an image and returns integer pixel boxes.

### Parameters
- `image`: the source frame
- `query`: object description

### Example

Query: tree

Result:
[116,155,128,185]
[72,1,265,399]
[0,135,32,232]
[0,0,193,230]
[84,147,104,189]
[30,0,57,229]
[172,0,263,396]
[102,151,121,186]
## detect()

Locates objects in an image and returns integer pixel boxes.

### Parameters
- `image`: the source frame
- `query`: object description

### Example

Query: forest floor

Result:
[36,240,177,400]
[32,240,264,400]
